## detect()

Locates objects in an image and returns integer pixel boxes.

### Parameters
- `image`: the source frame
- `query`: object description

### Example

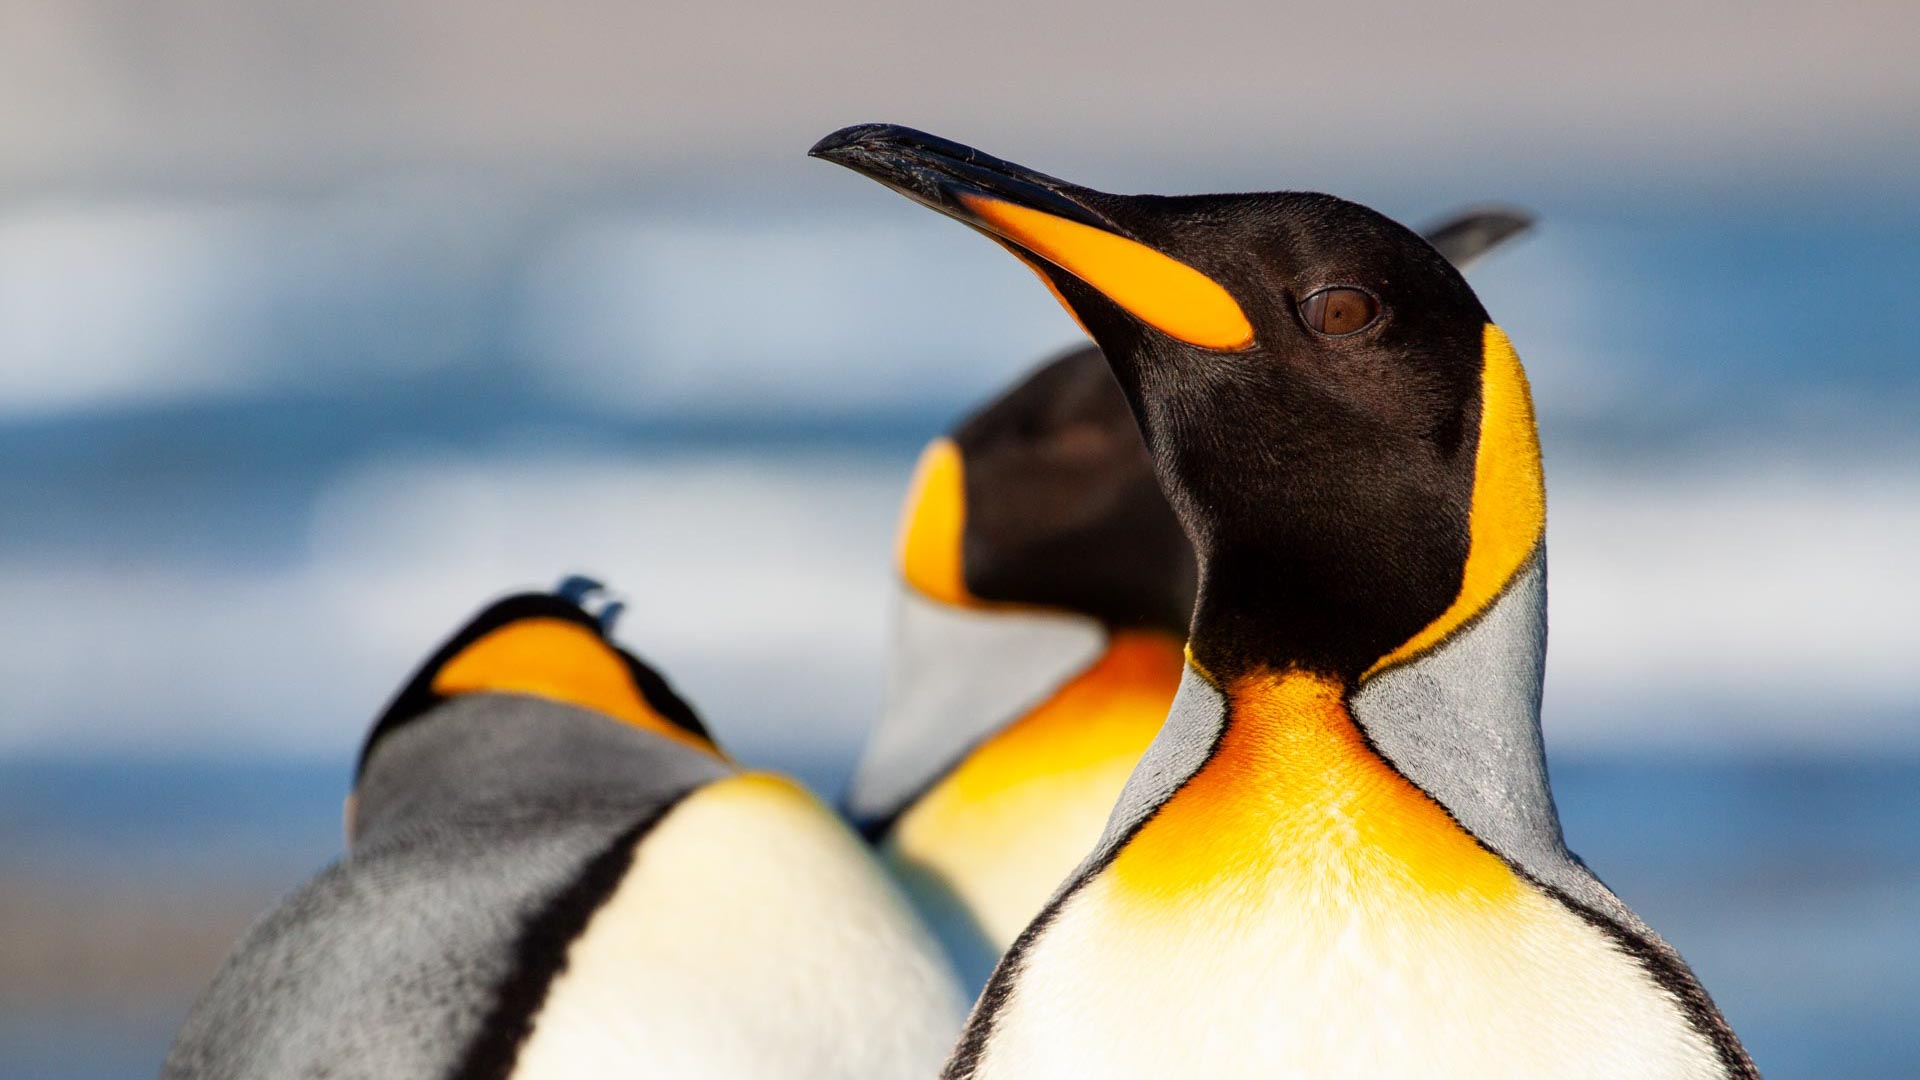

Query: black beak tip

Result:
[809,123,907,161]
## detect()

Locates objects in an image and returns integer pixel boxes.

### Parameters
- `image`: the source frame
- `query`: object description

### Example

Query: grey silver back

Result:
[162,694,729,1080]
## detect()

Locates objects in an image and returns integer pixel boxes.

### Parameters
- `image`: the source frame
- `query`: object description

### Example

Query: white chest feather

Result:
[974,859,1725,1080]
[509,773,967,1079]
[967,669,1728,1080]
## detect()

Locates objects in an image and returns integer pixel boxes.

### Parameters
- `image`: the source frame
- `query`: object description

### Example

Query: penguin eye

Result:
[1299,287,1380,337]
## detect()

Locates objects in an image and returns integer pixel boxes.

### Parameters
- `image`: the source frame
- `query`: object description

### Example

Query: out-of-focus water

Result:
[2,754,1915,1079]
[4,204,1918,762]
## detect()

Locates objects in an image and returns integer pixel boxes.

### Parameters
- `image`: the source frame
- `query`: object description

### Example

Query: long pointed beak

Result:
[809,123,1113,234]
[810,124,1254,352]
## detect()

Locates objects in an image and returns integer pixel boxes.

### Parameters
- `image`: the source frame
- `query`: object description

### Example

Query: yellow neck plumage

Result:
[1109,667,1522,906]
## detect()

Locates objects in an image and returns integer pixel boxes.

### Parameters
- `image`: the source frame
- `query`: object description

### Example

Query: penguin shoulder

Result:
[162,807,652,1080]
[508,770,969,1078]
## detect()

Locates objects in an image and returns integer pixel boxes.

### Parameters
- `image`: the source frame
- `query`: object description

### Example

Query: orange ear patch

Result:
[961,194,1254,351]
[431,617,714,754]
[1364,323,1544,678]
[896,437,973,605]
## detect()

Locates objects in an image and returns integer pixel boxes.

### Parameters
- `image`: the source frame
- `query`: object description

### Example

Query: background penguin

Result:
[813,124,1756,1079]
[848,344,1195,990]
[849,209,1532,990]
[162,576,965,1080]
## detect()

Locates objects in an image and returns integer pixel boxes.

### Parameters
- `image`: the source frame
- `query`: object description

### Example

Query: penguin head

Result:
[814,125,1543,685]
[355,576,721,783]
[900,345,1195,633]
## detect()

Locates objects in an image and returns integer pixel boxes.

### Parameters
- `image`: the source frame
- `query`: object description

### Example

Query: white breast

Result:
[971,868,1726,1080]
[509,773,967,1079]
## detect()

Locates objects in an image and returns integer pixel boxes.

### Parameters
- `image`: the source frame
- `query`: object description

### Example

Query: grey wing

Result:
[159,817,629,1080]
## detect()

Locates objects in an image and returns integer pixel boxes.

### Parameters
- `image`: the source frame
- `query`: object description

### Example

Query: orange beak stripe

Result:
[961,193,1254,351]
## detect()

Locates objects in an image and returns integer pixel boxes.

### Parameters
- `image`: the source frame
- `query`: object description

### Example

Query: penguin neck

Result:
[351,694,730,848]
[1162,319,1562,867]
[1108,664,1531,904]
[881,613,1187,976]
[846,584,1108,830]
[1170,540,1563,876]
[1346,543,1566,866]
[926,618,1189,774]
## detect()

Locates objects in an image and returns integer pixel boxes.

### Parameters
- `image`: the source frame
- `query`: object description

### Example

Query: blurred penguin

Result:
[846,209,1533,987]
[164,577,966,1080]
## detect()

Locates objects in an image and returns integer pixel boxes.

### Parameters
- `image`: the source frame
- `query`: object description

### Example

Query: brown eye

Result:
[1299,287,1380,336]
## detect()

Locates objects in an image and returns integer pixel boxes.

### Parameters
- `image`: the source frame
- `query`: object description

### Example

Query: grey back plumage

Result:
[162,694,729,1080]
[352,692,727,844]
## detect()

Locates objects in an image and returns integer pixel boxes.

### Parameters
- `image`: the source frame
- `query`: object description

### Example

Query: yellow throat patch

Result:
[1110,667,1521,906]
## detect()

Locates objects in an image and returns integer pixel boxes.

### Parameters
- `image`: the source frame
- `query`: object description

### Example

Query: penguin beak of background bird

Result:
[809,123,1255,352]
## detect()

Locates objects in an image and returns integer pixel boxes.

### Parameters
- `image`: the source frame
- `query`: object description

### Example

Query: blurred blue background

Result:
[2,2,1916,1076]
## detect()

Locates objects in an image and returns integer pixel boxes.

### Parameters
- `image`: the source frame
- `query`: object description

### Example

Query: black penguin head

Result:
[900,346,1196,632]
[814,125,1545,685]
[355,577,719,782]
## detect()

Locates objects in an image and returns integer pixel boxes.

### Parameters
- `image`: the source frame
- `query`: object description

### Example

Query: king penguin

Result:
[162,577,966,1080]
[812,125,1756,1079]
[849,209,1531,990]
